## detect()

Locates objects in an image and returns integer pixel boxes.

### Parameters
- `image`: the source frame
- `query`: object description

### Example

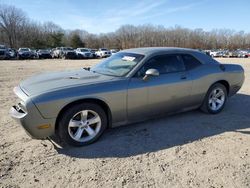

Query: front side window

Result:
[137,54,185,77]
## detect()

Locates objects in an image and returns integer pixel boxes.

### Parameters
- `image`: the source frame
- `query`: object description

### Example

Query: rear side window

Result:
[182,54,202,70]
[139,55,185,76]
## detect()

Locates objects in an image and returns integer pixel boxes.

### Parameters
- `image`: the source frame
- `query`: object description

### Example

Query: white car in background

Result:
[95,48,111,58]
[110,49,120,55]
[237,50,248,58]
[75,48,93,59]
[209,50,220,57]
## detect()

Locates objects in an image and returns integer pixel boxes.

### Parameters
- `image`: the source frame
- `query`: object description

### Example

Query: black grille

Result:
[67,52,75,55]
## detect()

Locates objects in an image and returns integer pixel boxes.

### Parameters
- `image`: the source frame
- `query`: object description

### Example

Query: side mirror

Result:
[143,69,159,81]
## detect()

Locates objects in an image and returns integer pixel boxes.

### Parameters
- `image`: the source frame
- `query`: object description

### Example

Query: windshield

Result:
[39,50,49,53]
[0,46,6,50]
[62,47,73,51]
[20,48,30,52]
[91,52,144,77]
[80,49,89,52]
[100,48,108,51]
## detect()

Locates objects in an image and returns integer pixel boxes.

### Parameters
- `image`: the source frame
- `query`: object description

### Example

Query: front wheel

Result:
[57,103,107,146]
[200,83,227,114]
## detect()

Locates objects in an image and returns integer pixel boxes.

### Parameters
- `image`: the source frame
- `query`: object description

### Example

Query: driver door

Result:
[127,54,193,121]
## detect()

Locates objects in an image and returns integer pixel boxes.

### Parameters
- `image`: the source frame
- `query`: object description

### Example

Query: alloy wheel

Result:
[68,110,101,142]
[208,88,225,111]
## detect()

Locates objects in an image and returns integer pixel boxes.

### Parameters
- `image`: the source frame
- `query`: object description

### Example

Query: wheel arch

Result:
[55,98,112,131]
[200,79,230,113]
[212,80,230,95]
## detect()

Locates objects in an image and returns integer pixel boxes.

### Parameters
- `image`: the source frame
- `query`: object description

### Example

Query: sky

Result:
[1,0,250,34]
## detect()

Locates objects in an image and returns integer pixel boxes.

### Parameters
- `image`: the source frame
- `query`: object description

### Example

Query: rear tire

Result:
[57,103,107,146]
[200,83,227,114]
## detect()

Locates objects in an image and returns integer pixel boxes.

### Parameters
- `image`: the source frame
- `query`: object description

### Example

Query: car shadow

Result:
[53,93,250,158]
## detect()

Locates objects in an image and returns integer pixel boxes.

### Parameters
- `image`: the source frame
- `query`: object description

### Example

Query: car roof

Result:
[122,47,218,65]
[122,47,200,55]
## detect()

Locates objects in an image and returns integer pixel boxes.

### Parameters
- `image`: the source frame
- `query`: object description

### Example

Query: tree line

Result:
[1,4,250,50]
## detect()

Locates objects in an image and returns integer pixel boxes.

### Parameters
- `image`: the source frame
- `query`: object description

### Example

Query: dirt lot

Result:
[0,58,250,188]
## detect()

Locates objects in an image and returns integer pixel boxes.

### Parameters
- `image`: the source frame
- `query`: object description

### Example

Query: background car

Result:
[37,49,52,59]
[75,48,93,59]
[6,48,17,59]
[209,50,220,57]
[95,48,111,58]
[245,50,250,58]
[51,47,61,58]
[228,50,239,58]
[30,49,39,59]
[17,48,33,59]
[0,45,8,60]
[90,49,98,58]
[110,49,120,55]
[56,47,78,59]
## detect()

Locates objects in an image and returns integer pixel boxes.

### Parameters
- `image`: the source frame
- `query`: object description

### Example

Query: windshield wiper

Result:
[83,67,90,71]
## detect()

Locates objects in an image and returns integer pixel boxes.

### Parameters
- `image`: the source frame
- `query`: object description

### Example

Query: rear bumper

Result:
[229,84,242,97]
[229,74,245,97]
[9,94,56,139]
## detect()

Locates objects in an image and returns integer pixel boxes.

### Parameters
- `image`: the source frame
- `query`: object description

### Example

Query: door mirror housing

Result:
[143,69,159,81]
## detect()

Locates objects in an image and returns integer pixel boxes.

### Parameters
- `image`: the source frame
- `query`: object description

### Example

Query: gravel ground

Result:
[0,58,250,188]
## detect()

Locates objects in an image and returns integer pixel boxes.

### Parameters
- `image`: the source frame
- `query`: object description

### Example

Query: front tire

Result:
[200,83,227,114]
[57,103,107,146]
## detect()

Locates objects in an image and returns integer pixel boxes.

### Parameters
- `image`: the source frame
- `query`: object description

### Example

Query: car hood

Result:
[39,52,50,54]
[64,50,75,53]
[19,51,31,54]
[20,69,114,96]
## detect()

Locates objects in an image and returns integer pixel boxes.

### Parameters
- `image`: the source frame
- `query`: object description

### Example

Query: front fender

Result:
[32,79,129,124]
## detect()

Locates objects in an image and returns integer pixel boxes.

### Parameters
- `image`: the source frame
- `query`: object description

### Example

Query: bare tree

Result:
[0,4,27,48]
[1,3,250,50]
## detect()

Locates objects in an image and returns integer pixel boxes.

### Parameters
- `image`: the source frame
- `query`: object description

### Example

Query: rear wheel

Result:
[200,83,227,114]
[57,103,107,146]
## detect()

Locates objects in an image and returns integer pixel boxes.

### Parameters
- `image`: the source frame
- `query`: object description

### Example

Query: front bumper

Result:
[19,53,32,58]
[102,53,111,57]
[9,87,56,139]
[39,54,52,59]
[65,52,77,59]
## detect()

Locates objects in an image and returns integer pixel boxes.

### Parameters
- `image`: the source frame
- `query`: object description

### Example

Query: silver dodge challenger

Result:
[10,47,244,146]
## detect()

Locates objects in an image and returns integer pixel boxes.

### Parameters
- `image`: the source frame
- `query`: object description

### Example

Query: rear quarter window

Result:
[193,51,219,64]
[182,54,202,70]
